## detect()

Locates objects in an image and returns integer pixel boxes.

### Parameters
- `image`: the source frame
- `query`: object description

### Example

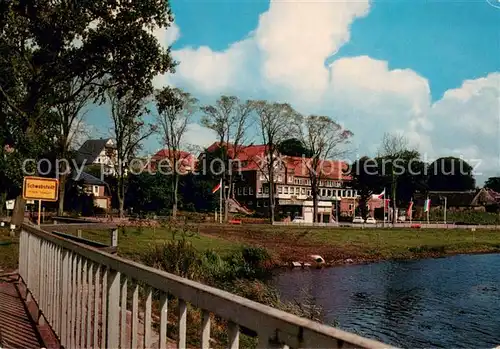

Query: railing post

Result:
[159,292,168,349]
[110,228,118,247]
[106,270,120,349]
[201,309,211,349]
[144,287,152,348]
[131,282,139,349]
[228,322,239,349]
[60,250,69,347]
[178,299,187,349]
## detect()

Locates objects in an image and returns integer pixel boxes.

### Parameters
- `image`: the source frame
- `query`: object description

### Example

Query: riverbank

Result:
[198,225,500,266]
[69,224,500,267]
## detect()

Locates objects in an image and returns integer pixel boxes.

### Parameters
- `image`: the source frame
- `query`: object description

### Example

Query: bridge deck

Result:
[0,275,45,349]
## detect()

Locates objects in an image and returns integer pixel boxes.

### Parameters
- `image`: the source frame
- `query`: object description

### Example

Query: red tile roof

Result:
[205,142,350,180]
[148,149,197,174]
[284,156,351,180]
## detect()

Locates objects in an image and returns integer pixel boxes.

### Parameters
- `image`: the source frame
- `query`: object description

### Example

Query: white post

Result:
[444,196,447,224]
[110,228,118,247]
[219,178,223,224]
[106,270,120,349]
[426,196,430,224]
[382,190,386,228]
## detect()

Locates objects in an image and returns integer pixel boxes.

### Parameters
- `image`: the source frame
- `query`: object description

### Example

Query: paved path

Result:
[0,276,44,349]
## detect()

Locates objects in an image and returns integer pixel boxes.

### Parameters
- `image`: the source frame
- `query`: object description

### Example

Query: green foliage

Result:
[427,157,475,191]
[408,245,446,254]
[1,0,175,224]
[278,138,313,157]
[430,209,500,225]
[484,177,500,192]
[126,173,173,214]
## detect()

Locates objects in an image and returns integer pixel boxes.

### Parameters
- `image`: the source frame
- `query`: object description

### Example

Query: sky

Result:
[87,0,500,183]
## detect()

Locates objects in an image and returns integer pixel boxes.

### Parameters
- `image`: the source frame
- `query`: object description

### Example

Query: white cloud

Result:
[152,23,181,88]
[422,73,500,178]
[183,123,218,151]
[255,0,370,101]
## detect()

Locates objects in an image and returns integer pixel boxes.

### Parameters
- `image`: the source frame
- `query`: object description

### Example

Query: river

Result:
[272,253,500,348]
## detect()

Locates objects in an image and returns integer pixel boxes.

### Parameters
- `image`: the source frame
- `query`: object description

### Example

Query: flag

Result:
[424,198,431,212]
[407,200,414,217]
[212,180,222,194]
[376,189,385,199]
[384,198,390,210]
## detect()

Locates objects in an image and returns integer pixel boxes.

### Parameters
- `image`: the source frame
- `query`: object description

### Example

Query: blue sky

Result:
[87,0,500,182]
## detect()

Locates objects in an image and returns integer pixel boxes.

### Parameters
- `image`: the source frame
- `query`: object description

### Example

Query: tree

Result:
[1,0,175,226]
[484,177,500,192]
[201,96,253,222]
[252,101,302,223]
[155,87,197,218]
[378,133,414,224]
[350,156,384,220]
[125,173,173,215]
[427,157,475,191]
[53,78,94,215]
[299,115,352,223]
[109,88,156,218]
[278,138,313,157]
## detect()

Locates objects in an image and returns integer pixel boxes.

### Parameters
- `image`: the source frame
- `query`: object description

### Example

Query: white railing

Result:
[18,224,393,349]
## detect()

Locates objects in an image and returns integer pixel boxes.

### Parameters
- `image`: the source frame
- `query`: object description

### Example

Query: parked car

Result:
[352,216,364,224]
[292,216,305,223]
[365,217,376,224]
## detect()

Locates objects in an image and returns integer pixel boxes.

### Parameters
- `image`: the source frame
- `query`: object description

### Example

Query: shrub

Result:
[141,239,202,279]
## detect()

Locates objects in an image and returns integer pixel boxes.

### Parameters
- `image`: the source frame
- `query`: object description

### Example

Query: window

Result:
[334,190,338,197]
[238,187,242,195]
[249,187,254,195]
[341,190,346,197]
[327,189,332,196]
[258,187,262,194]
[295,187,300,195]
[243,187,248,195]
[278,186,282,194]
[257,201,261,207]
[301,188,305,195]
[264,186,269,194]
[284,187,288,194]
[288,176,293,183]
[294,178,299,184]
[264,201,268,207]
[348,204,353,210]
[307,190,311,196]
[321,189,326,196]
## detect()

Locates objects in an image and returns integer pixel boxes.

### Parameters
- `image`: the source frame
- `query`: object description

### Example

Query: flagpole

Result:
[383,188,385,228]
[219,178,223,223]
[426,195,430,225]
[409,198,413,225]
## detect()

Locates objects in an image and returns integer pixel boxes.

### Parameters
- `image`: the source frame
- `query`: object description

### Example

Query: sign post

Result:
[22,176,59,227]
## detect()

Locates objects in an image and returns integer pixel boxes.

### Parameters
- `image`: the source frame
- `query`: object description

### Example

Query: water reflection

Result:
[272,254,500,348]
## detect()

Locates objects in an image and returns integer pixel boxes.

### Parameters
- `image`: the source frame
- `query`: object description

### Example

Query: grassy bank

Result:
[69,224,500,266]
[0,227,18,272]
[199,225,500,264]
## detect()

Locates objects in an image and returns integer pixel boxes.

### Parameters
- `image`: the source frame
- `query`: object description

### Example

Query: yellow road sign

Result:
[23,176,59,202]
